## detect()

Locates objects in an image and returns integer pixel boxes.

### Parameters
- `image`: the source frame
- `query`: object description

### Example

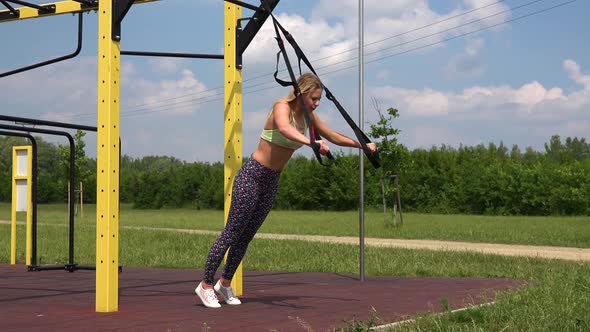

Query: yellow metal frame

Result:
[0,0,88,22]
[2,0,247,311]
[224,2,243,296]
[0,0,155,22]
[11,146,33,266]
[95,0,121,312]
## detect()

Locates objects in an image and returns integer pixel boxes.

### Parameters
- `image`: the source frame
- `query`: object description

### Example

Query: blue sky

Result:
[1,0,588,163]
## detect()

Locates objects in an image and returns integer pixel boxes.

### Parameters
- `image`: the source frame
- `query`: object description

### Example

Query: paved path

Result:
[124,226,590,262]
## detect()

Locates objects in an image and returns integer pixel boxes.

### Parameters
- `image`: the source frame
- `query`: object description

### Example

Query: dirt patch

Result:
[257,234,590,261]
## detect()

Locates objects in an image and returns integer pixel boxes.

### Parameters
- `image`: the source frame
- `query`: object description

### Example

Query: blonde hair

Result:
[274,73,323,107]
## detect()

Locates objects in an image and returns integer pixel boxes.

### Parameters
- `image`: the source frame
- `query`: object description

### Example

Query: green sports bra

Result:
[260,109,307,150]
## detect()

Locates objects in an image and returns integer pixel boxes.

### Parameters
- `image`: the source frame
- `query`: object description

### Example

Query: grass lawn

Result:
[2,203,588,247]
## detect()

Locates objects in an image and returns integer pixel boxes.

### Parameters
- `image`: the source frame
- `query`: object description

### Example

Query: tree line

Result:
[0,118,588,216]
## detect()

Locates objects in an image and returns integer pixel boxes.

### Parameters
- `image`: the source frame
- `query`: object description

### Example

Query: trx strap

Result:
[263,4,334,166]
[262,1,381,169]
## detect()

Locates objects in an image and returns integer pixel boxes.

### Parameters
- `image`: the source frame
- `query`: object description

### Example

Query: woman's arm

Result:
[273,102,311,145]
[274,102,330,154]
[312,112,376,152]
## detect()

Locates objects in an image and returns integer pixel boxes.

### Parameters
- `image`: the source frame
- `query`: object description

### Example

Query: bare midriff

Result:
[251,139,298,171]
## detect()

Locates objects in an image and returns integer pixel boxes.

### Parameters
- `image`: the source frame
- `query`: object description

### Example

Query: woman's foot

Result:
[214,280,242,305]
[195,282,221,308]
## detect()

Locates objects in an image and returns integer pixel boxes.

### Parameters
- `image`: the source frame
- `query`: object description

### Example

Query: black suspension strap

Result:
[264,2,334,166]
[262,0,381,169]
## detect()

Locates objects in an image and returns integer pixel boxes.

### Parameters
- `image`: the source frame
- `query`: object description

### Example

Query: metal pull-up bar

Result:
[120,50,223,59]
[0,12,83,78]
[0,115,97,132]
[118,0,281,62]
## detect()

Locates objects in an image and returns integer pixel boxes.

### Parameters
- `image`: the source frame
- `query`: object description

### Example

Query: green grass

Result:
[1,203,588,247]
[1,203,589,331]
[264,210,590,248]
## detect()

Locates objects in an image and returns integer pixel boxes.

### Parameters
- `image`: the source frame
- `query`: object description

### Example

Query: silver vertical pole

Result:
[359,0,365,282]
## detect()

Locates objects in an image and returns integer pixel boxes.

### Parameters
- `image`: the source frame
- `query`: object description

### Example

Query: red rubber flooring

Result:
[0,264,524,331]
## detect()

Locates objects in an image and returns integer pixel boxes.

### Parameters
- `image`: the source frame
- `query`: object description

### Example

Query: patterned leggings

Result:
[202,158,281,284]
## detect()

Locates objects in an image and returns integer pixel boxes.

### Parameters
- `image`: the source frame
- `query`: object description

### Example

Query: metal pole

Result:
[359,0,365,282]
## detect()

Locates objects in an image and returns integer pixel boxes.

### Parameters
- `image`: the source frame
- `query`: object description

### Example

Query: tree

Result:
[58,130,93,202]
[367,98,407,176]
[564,137,590,161]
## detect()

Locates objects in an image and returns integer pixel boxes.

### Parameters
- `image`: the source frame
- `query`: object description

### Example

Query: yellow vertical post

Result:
[95,0,120,312]
[224,2,243,296]
[10,148,17,265]
[11,146,32,265]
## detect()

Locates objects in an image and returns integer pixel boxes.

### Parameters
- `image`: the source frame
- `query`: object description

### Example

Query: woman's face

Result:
[303,88,322,112]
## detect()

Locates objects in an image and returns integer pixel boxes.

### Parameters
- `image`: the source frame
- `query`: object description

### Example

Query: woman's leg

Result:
[222,169,279,281]
[201,160,261,285]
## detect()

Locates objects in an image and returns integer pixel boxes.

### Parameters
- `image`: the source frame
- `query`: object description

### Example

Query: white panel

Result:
[16,150,29,176]
[16,179,28,212]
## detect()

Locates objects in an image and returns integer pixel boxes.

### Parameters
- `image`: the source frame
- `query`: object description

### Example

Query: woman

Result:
[195,73,377,308]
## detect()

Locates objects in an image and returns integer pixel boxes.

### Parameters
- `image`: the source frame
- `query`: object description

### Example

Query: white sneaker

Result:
[214,280,242,305]
[195,282,221,308]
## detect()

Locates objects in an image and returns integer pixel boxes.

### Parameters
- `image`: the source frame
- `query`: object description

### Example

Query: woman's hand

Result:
[366,142,377,153]
[315,140,330,155]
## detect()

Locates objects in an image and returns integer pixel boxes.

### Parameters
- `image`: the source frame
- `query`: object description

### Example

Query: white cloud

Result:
[409,89,450,116]
[240,0,515,93]
[512,82,563,111]
[148,58,189,75]
[312,0,511,61]
[241,2,443,68]
[244,13,348,70]
[371,79,572,119]
[445,38,486,79]
[123,69,215,115]
[461,0,512,27]
[368,59,589,150]
[370,86,449,116]
[564,59,590,90]
[0,57,97,122]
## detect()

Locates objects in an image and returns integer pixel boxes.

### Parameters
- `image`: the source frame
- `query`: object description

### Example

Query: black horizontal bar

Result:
[0,114,97,132]
[0,0,18,15]
[0,13,83,78]
[121,50,223,59]
[28,265,67,271]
